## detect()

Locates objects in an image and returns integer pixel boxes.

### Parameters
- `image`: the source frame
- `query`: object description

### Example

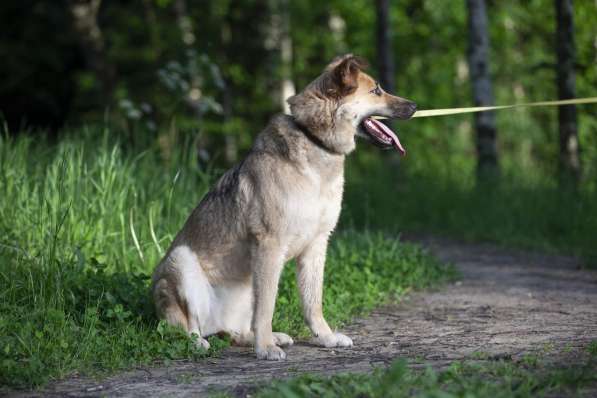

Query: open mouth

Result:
[361,117,406,156]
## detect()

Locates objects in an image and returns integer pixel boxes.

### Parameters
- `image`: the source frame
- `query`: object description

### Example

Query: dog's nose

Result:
[404,101,417,118]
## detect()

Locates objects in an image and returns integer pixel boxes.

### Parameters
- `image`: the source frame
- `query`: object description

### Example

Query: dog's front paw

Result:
[256,344,287,360]
[273,332,294,347]
[312,332,353,348]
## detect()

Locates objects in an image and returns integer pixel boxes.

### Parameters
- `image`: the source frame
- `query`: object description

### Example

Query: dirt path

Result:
[18,238,597,397]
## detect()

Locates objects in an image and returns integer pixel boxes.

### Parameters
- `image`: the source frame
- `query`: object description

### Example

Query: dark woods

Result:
[0,0,595,182]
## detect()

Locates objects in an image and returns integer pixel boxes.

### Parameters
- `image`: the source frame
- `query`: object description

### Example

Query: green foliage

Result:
[342,154,597,265]
[2,1,596,392]
[2,1,596,181]
[0,130,217,387]
[254,356,597,398]
[588,341,597,356]
[274,233,453,335]
[0,130,451,388]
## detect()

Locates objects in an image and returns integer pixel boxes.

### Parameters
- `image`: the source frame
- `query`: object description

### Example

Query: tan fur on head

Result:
[323,54,369,98]
[287,54,368,154]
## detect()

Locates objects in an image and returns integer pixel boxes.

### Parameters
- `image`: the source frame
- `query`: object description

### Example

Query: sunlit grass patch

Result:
[343,155,597,266]
[0,130,452,388]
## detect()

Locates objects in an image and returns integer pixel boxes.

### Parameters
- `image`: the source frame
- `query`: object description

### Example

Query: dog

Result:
[152,54,416,360]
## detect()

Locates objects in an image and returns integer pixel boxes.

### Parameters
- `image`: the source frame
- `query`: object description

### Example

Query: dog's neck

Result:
[290,118,346,182]
[252,114,345,185]
[292,117,356,156]
[293,118,342,155]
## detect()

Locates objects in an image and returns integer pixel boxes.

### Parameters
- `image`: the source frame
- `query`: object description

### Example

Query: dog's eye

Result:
[370,83,383,96]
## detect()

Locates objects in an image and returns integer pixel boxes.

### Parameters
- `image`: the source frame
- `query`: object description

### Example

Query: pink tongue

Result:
[368,118,406,156]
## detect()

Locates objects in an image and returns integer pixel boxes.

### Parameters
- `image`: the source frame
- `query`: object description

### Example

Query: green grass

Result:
[274,231,452,336]
[0,129,451,388]
[343,152,597,267]
[251,344,597,398]
[3,125,594,391]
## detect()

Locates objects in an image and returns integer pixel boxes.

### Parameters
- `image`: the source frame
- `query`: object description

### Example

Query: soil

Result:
[11,237,597,397]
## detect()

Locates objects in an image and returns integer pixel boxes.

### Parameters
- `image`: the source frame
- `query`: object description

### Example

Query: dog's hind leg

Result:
[154,246,213,350]
[153,278,189,330]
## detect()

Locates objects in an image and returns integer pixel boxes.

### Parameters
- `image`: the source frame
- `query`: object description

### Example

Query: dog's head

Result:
[287,54,416,155]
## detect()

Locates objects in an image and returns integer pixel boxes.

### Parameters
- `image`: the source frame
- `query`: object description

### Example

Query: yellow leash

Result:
[374,97,597,119]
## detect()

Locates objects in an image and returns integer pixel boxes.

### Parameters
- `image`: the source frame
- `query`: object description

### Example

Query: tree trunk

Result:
[142,0,162,59]
[221,19,238,164]
[375,0,395,94]
[555,0,580,186]
[267,0,295,113]
[68,0,115,103]
[279,0,295,114]
[173,0,204,118]
[466,0,499,181]
[375,0,397,144]
[172,0,216,166]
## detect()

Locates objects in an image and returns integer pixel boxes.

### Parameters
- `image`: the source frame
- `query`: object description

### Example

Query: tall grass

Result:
[0,129,215,271]
[2,123,593,389]
[0,129,449,388]
[343,152,597,265]
[0,129,217,386]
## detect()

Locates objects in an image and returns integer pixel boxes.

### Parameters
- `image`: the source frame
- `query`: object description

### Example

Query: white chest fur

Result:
[282,165,344,260]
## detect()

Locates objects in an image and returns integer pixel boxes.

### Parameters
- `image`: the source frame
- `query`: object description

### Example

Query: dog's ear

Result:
[288,54,368,132]
[332,55,366,95]
[321,54,368,99]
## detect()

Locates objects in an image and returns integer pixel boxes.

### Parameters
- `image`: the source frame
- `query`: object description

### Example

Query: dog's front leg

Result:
[251,239,287,360]
[297,235,353,348]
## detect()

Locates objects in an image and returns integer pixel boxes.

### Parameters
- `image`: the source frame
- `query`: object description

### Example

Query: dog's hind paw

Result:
[197,338,211,350]
[190,333,211,350]
[273,332,294,347]
[256,345,287,360]
[312,332,353,348]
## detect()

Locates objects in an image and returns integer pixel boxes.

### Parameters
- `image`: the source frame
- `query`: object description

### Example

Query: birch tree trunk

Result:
[267,0,295,113]
[555,0,580,186]
[279,0,295,113]
[221,19,238,164]
[68,0,115,103]
[466,0,499,181]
